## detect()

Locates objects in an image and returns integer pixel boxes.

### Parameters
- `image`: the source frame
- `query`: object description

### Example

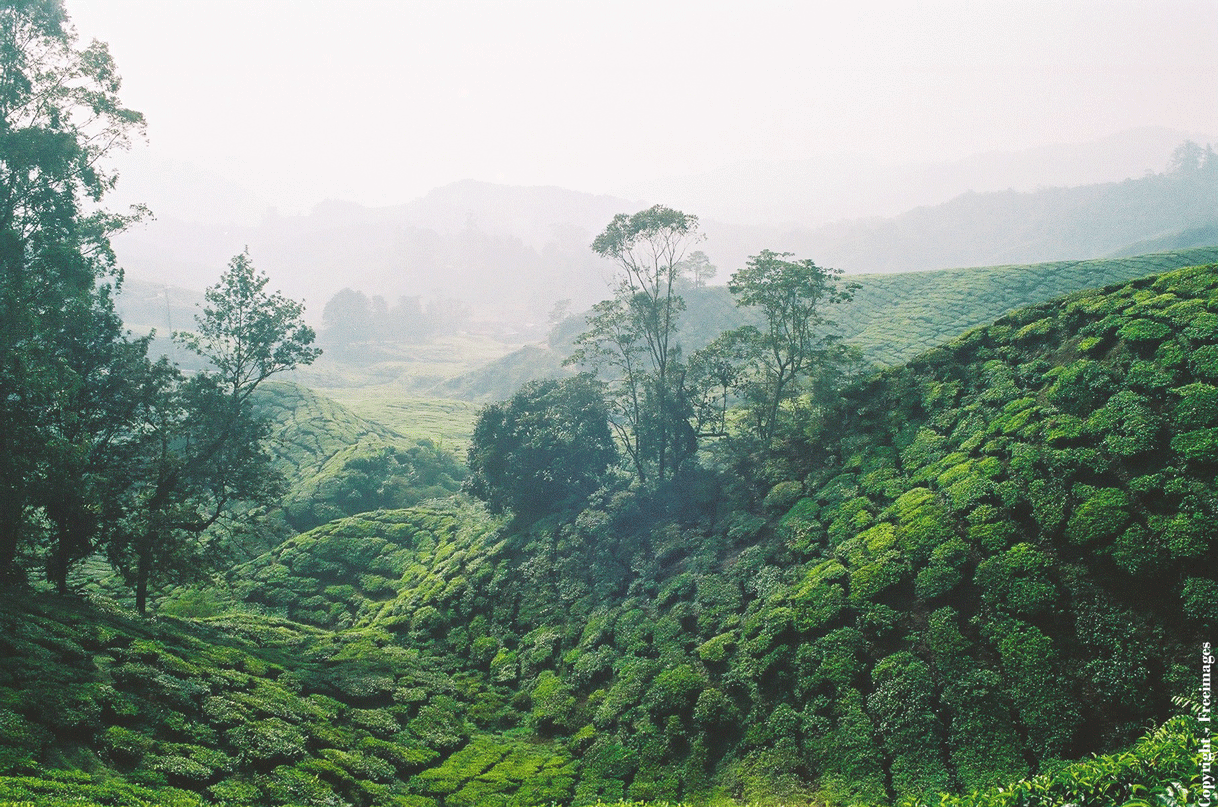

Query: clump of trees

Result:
[467,204,856,514]
[0,0,318,612]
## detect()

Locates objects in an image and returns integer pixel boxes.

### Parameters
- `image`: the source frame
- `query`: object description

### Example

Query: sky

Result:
[67,0,1218,217]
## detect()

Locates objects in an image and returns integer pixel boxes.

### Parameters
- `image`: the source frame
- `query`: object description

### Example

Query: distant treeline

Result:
[321,288,473,347]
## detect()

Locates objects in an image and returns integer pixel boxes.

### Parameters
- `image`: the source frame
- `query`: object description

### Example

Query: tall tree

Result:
[679,250,717,289]
[176,249,320,406]
[37,287,166,593]
[572,205,701,483]
[0,0,146,581]
[110,251,319,614]
[725,250,856,445]
[569,297,650,480]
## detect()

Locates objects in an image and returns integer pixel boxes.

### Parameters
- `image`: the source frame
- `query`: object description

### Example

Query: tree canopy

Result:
[572,206,703,483]
[465,375,616,516]
[0,3,319,613]
[0,0,146,583]
[725,249,856,444]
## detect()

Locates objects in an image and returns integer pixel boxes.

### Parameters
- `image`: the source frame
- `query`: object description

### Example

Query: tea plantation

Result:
[3,263,1217,805]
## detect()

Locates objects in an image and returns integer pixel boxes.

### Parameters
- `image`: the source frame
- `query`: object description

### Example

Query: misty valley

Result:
[3,3,1218,807]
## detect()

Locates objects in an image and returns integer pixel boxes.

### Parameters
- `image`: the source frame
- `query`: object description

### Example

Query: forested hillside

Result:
[4,263,1214,806]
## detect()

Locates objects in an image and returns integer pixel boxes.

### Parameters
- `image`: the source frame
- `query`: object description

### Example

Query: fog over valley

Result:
[63,0,1217,336]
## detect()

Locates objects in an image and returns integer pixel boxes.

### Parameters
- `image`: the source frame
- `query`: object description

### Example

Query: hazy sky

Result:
[69,0,1218,214]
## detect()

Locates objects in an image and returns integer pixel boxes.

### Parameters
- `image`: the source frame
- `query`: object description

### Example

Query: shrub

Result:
[408,696,468,751]
[1108,524,1165,576]
[1181,577,1218,626]
[1065,486,1131,546]
[810,689,887,805]
[941,668,1029,792]
[1173,383,1218,429]
[1172,427,1218,463]
[1160,512,1210,559]
[849,551,909,605]
[693,687,738,729]
[642,664,703,718]
[993,621,1079,758]
[529,670,579,732]
[101,725,154,766]
[778,498,824,552]
[868,652,951,800]
[915,538,969,600]
[225,717,307,763]
[264,764,340,806]
[1117,318,1170,343]
[695,632,736,664]
[1045,359,1117,415]
[763,480,804,512]
[1085,390,1160,457]
[1190,344,1218,379]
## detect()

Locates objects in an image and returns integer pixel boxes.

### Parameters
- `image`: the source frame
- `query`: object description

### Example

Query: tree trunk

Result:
[135,546,150,615]
[50,548,68,595]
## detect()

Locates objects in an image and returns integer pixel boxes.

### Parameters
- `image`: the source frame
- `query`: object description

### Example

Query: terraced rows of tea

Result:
[839,246,1218,366]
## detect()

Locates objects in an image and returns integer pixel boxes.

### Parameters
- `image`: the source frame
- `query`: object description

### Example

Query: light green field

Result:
[280,332,517,454]
[290,333,529,394]
[313,387,480,455]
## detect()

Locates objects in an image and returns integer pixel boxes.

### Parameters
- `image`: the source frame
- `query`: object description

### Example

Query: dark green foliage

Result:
[1172,382,1218,429]
[1172,426,1218,463]
[0,0,152,587]
[1064,486,1132,546]
[914,538,969,600]
[868,653,950,800]
[465,375,616,515]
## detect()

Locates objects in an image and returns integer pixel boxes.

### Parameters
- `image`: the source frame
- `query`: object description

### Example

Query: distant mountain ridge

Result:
[109,135,1216,334]
[618,126,1214,226]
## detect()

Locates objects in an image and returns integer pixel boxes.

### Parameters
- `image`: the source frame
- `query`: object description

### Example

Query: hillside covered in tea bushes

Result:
[3,263,1217,805]
[253,384,466,537]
